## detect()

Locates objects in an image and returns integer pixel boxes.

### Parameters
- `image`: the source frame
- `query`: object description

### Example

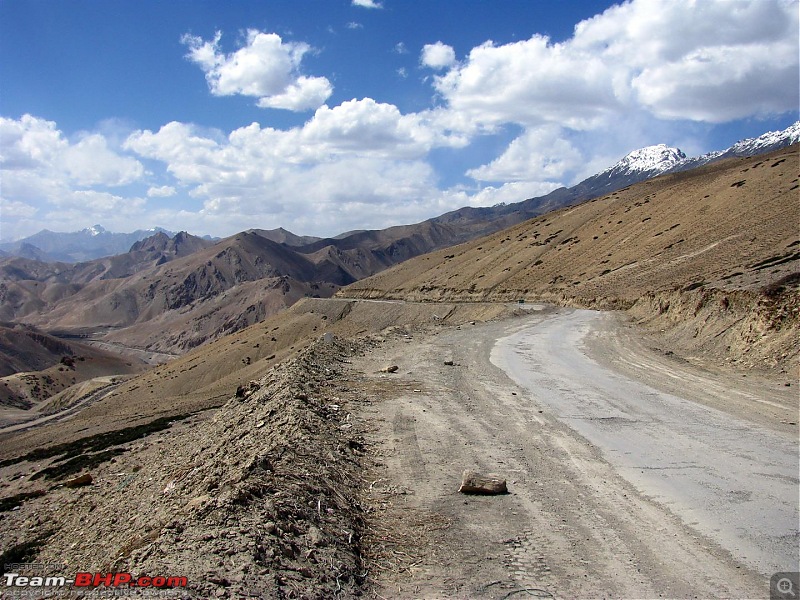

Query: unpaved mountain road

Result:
[354,305,798,599]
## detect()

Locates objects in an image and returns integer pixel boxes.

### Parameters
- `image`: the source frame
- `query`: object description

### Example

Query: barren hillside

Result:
[0,148,797,598]
[0,325,145,412]
[345,146,800,371]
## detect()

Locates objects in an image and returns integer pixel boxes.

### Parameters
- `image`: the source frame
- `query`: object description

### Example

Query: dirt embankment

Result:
[626,277,800,373]
[346,281,800,375]
[0,336,376,599]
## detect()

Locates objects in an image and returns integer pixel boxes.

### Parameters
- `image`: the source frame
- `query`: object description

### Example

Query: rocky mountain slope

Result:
[0,323,145,411]
[345,145,800,371]
[669,121,800,173]
[2,124,797,364]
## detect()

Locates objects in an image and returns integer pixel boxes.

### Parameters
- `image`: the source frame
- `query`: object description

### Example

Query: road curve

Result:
[491,308,799,576]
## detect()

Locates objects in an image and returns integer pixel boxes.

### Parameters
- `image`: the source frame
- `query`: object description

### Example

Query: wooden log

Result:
[458,470,508,495]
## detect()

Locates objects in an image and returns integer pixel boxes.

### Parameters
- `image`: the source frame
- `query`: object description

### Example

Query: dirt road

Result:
[0,378,121,433]
[355,305,798,599]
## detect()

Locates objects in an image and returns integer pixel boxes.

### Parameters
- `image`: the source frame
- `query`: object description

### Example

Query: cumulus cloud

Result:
[0,115,143,188]
[61,133,144,186]
[421,42,456,70]
[433,36,620,129]
[6,0,797,240]
[121,101,478,235]
[182,30,332,111]
[448,180,563,209]
[352,0,382,8]
[468,126,583,182]
[0,115,149,239]
[432,0,798,129]
[147,185,177,198]
[574,0,799,122]
[0,199,38,219]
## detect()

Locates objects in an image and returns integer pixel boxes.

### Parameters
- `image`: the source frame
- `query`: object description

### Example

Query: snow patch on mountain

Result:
[84,224,108,237]
[603,144,687,177]
[600,121,799,181]
[666,121,800,174]
[727,121,800,156]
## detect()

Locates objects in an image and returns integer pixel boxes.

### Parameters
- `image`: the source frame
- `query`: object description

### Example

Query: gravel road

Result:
[492,308,799,577]
[356,305,798,599]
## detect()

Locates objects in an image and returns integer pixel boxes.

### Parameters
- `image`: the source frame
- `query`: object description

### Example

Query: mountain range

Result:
[0,225,182,263]
[1,122,797,360]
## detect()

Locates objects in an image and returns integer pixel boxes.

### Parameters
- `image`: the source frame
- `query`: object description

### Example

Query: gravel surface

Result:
[355,305,797,599]
[493,308,799,577]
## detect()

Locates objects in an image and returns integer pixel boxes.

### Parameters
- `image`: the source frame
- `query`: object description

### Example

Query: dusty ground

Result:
[350,305,798,599]
[0,301,796,599]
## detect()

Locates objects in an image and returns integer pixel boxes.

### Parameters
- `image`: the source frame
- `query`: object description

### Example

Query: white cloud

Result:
[0,115,149,240]
[432,0,798,129]
[182,30,332,111]
[121,102,478,236]
[61,133,144,186]
[147,185,177,198]
[433,36,619,129]
[352,0,382,8]
[4,0,797,241]
[60,190,146,213]
[0,199,38,219]
[397,67,408,79]
[346,22,363,30]
[451,180,563,208]
[0,115,143,190]
[421,42,456,70]
[394,42,408,55]
[468,126,583,182]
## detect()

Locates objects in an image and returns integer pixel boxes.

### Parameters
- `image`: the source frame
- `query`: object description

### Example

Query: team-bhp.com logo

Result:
[4,570,187,595]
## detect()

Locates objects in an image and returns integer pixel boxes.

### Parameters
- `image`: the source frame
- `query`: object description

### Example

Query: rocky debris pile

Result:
[0,335,373,599]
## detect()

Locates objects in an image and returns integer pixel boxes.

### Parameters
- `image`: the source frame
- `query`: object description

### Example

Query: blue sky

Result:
[1,0,797,241]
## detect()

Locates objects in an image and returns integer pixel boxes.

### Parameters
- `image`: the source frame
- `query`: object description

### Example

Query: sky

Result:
[1,0,798,242]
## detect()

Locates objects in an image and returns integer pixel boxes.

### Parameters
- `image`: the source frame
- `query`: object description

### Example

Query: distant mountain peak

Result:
[606,144,687,177]
[84,224,108,237]
[665,120,800,175]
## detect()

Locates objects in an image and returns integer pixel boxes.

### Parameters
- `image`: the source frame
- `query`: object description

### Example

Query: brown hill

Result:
[0,324,145,411]
[0,325,77,377]
[344,145,800,370]
[4,143,798,366]
[0,296,514,456]
[0,232,213,321]
[0,220,534,357]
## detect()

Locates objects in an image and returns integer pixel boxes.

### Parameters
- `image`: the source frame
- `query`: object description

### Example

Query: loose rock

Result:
[458,470,508,495]
[64,473,93,488]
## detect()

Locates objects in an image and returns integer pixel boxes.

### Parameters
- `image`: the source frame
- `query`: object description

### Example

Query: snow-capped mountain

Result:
[601,144,687,178]
[727,121,800,156]
[85,224,108,237]
[599,121,799,181]
[509,121,799,220]
[0,226,177,263]
[561,144,688,200]
[667,121,800,174]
